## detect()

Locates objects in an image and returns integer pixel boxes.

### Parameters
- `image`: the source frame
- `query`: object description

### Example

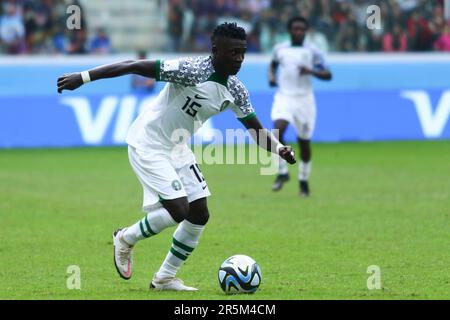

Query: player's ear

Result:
[211,43,218,56]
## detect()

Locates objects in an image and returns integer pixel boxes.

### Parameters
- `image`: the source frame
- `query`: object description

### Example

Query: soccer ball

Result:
[218,254,262,294]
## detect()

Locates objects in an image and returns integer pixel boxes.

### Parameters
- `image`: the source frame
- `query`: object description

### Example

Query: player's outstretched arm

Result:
[57,60,158,93]
[241,115,296,164]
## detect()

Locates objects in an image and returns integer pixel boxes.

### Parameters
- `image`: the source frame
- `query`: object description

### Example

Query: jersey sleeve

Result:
[155,57,211,86]
[227,76,256,121]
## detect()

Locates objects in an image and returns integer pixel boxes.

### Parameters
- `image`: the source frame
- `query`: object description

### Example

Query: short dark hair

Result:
[211,22,246,44]
[287,16,309,30]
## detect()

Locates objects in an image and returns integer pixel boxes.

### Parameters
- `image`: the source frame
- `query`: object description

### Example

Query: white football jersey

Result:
[126,56,255,151]
[272,41,326,96]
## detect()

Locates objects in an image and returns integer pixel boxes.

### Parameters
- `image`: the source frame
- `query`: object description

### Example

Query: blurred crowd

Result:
[168,0,450,53]
[1,0,449,55]
[0,0,111,54]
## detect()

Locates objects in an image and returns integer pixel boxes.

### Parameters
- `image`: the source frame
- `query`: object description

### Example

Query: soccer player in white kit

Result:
[57,23,296,291]
[269,17,332,197]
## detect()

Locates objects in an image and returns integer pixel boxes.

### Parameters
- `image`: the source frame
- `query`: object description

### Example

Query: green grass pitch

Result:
[0,141,449,300]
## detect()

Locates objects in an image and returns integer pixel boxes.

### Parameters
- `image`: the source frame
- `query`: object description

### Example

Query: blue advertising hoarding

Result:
[0,54,449,148]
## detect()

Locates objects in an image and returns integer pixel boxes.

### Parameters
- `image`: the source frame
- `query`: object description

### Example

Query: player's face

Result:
[213,38,247,76]
[290,21,308,44]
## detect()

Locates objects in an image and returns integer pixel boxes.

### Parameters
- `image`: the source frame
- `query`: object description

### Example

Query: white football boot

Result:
[150,275,198,291]
[113,228,133,280]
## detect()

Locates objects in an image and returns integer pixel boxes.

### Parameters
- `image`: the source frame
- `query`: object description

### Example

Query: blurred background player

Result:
[269,16,332,197]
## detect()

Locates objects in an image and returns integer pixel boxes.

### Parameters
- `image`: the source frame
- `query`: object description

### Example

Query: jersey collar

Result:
[207,72,228,87]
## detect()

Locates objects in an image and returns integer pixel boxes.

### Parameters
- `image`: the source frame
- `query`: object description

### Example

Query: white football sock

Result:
[278,159,288,175]
[155,220,205,279]
[299,161,312,181]
[122,207,177,246]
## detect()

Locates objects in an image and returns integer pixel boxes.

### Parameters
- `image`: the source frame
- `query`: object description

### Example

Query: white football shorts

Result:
[271,92,317,140]
[128,145,211,212]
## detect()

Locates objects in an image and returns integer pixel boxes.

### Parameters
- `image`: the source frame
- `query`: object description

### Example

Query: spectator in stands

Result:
[0,0,447,55]
[167,0,184,52]
[407,9,433,51]
[0,0,26,54]
[350,0,370,28]
[335,14,364,52]
[383,22,409,52]
[246,28,260,52]
[89,27,112,54]
[429,5,446,44]
[395,0,421,15]
[336,24,358,52]
[214,0,238,16]
[365,29,383,52]
[386,1,407,30]
[314,11,335,49]
[434,23,450,51]
[24,0,53,53]
[332,0,352,26]
[305,25,329,52]
[61,0,87,54]
[67,28,87,54]
[189,9,216,52]
[50,0,81,54]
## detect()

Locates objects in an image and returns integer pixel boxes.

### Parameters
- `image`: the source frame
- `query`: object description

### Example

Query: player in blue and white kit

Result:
[269,17,332,197]
[57,23,296,291]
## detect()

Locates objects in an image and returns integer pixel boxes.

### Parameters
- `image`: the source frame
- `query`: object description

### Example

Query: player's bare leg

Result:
[272,119,290,191]
[298,138,312,197]
[151,197,209,291]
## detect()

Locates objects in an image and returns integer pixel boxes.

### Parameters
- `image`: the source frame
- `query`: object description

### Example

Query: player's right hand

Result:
[57,73,83,93]
[279,146,296,164]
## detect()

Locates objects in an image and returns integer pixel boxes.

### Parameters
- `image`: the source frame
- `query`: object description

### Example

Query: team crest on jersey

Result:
[220,100,231,111]
[163,59,180,72]
[171,180,182,191]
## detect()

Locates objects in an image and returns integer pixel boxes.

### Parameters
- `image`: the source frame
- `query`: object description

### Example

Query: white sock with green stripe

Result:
[279,159,288,175]
[155,220,205,279]
[122,207,177,246]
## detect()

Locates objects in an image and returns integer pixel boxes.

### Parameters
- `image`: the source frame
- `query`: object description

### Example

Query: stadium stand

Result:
[0,0,448,54]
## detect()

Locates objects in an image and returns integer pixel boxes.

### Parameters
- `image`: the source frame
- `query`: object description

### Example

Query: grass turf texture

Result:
[0,141,449,300]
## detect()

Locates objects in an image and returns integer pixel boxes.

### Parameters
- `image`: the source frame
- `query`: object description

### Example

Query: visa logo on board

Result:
[60,95,215,145]
[60,90,450,145]
[401,90,450,138]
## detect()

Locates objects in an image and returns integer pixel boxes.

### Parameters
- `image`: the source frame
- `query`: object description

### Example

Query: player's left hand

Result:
[57,72,83,93]
[278,146,296,164]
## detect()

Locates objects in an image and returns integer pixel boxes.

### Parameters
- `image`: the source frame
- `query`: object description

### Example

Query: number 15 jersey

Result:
[126,56,256,152]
